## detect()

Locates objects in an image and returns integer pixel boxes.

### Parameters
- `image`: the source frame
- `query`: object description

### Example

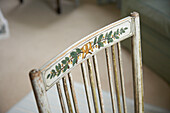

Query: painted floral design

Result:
[47,27,128,79]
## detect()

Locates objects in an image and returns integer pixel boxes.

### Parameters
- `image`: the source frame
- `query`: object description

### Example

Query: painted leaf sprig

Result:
[47,27,128,79]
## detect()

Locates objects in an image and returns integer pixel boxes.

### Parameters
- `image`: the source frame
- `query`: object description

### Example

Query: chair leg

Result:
[56,0,61,14]
[75,0,79,6]
[19,0,23,4]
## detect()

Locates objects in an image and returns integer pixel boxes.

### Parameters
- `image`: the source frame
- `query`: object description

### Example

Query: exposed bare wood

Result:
[111,45,122,113]
[117,42,127,113]
[87,59,99,113]
[131,12,144,113]
[105,48,116,113]
[62,77,73,113]
[92,55,105,113]
[80,63,93,113]
[56,82,67,113]
[29,69,51,113]
[68,73,79,113]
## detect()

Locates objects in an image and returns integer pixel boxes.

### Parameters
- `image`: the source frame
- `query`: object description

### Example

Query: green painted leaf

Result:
[123,30,125,33]
[51,69,56,78]
[52,69,55,73]
[63,64,68,72]
[117,29,119,35]
[105,33,108,39]
[98,42,104,47]
[76,48,81,54]
[50,74,53,79]
[114,32,117,37]
[55,65,59,72]
[62,60,66,64]
[98,34,103,42]
[115,36,119,39]
[47,74,50,79]
[124,27,128,30]
[94,37,97,45]
[65,57,69,61]
[120,28,123,34]
[57,70,61,76]
[108,38,113,43]
[58,63,61,69]
[73,56,77,66]
[70,51,77,58]
[108,31,112,38]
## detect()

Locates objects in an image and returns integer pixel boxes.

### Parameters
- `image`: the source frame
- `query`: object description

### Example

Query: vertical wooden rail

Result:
[29,69,51,113]
[56,82,67,113]
[56,0,61,14]
[117,43,127,113]
[131,12,144,113]
[105,48,116,113]
[92,55,105,113]
[80,63,93,113]
[111,45,122,113]
[62,77,74,113]
[87,59,99,113]
[68,73,79,113]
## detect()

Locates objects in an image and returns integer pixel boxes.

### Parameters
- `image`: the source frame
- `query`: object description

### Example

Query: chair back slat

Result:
[62,77,74,113]
[105,48,117,113]
[117,42,128,113]
[111,45,122,113]
[87,58,100,113]
[68,73,80,113]
[92,55,105,113]
[80,63,93,113]
[56,82,67,113]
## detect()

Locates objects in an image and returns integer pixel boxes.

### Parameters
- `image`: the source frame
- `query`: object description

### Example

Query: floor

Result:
[0,0,169,113]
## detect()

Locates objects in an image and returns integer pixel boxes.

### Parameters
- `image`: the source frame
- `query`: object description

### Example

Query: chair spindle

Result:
[62,77,74,113]
[56,82,67,113]
[68,73,79,113]
[117,42,127,113]
[80,63,93,113]
[105,48,116,113]
[92,55,105,113]
[87,58,99,113]
[111,45,122,113]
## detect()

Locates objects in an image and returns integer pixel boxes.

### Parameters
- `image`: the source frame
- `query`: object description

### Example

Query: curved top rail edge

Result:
[40,16,134,90]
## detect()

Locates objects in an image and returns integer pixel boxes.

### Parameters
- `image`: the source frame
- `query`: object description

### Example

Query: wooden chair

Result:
[29,12,144,113]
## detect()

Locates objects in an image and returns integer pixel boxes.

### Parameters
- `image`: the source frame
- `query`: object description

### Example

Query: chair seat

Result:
[7,82,169,113]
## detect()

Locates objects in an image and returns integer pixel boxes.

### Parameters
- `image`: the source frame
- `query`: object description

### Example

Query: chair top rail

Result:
[40,16,134,90]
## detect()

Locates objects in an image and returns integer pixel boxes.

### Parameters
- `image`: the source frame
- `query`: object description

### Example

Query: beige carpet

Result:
[0,0,169,113]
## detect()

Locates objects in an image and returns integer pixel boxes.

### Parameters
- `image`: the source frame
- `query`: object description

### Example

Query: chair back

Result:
[29,12,144,113]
